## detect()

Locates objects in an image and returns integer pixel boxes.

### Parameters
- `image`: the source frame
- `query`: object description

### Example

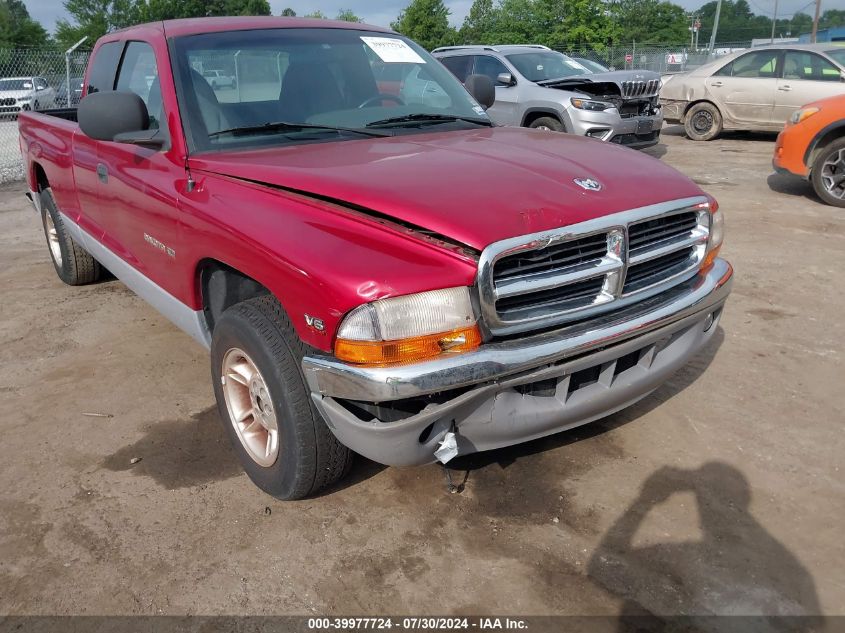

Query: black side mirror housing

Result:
[464,74,496,110]
[78,91,164,148]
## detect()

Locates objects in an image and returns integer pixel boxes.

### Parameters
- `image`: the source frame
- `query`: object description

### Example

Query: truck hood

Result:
[189,126,704,252]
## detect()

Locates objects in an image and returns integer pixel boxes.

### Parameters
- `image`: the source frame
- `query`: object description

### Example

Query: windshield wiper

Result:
[365,114,493,128]
[208,121,392,139]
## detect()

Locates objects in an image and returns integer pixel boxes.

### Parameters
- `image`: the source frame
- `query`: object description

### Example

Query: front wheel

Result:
[528,116,564,132]
[684,102,723,141]
[811,138,845,208]
[211,296,352,500]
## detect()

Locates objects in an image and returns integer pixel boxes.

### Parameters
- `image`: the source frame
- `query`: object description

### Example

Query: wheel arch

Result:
[682,99,721,122]
[522,108,567,130]
[196,258,273,333]
[804,122,845,169]
[31,161,49,192]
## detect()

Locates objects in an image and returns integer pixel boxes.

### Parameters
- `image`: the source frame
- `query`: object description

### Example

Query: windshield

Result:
[505,51,590,82]
[825,49,845,67]
[172,28,490,152]
[0,79,32,90]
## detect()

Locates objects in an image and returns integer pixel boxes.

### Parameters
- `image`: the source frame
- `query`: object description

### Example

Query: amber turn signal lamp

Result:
[335,325,482,366]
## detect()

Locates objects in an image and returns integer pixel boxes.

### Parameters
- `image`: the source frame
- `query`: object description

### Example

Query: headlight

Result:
[570,97,615,112]
[702,198,724,270]
[335,287,481,365]
[790,107,819,125]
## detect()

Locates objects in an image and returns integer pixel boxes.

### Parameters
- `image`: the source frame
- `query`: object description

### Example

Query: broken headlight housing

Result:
[570,97,615,112]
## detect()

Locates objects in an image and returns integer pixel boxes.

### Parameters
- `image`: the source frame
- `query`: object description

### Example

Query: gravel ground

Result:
[0,126,843,620]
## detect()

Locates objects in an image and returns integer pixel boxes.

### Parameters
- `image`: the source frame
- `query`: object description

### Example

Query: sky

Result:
[26,0,834,36]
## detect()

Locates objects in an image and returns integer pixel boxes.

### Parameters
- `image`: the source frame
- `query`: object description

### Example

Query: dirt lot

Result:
[0,126,843,619]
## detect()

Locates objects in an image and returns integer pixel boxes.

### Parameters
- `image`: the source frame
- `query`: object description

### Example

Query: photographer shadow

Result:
[587,462,823,632]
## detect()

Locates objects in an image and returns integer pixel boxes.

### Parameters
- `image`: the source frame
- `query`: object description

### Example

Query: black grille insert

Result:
[497,276,604,317]
[623,247,695,293]
[494,233,607,281]
[629,212,697,254]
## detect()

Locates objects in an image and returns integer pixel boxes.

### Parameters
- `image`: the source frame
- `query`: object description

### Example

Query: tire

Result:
[684,102,723,141]
[40,188,102,285]
[528,116,564,132]
[33,100,39,111]
[811,137,845,208]
[211,296,352,500]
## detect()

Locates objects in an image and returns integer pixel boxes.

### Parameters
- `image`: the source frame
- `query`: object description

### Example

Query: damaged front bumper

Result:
[569,107,663,149]
[302,259,733,466]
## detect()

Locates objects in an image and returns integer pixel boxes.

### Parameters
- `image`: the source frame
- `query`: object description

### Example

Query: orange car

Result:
[774,93,845,207]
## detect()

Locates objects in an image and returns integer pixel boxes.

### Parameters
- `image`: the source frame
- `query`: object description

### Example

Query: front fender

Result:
[179,172,479,352]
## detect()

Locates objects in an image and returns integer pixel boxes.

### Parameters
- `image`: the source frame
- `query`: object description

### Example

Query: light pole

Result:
[770,0,779,43]
[708,0,723,55]
[65,36,87,107]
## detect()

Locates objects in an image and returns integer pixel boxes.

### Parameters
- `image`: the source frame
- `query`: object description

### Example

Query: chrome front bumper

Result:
[302,259,732,466]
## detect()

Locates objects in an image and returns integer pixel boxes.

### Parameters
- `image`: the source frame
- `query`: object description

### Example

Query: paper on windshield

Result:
[361,36,426,64]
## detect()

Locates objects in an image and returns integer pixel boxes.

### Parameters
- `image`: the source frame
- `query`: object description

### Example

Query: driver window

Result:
[473,55,510,84]
[116,41,162,128]
[783,51,840,82]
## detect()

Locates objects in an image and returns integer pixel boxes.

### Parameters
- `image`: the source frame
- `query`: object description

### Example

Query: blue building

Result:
[798,26,845,43]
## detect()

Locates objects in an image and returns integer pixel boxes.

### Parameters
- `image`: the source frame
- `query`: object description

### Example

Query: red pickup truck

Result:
[20,17,732,500]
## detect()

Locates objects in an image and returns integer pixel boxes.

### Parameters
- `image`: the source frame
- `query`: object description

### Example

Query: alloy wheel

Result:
[221,348,280,467]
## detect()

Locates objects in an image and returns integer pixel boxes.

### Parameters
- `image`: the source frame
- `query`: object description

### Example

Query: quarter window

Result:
[783,51,840,81]
[86,41,123,95]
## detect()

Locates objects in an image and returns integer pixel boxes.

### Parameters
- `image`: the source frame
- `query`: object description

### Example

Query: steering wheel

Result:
[358,94,405,109]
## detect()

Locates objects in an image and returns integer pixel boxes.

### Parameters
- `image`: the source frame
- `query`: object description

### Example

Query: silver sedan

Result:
[660,43,845,140]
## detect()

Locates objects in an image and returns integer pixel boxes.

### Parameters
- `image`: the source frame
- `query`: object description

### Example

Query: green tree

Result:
[0,0,50,47]
[335,9,362,22]
[608,0,688,45]
[281,7,296,16]
[303,10,327,19]
[459,0,497,43]
[391,0,457,50]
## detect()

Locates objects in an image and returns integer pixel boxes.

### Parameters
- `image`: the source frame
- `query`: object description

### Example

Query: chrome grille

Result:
[476,198,711,336]
[621,79,660,98]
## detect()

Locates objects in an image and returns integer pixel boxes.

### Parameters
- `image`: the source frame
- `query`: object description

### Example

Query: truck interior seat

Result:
[277,61,346,122]
[188,68,231,135]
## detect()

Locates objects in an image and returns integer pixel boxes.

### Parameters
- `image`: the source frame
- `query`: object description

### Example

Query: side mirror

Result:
[496,72,515,86]
[464,74,495,110]
[78,91,164,149]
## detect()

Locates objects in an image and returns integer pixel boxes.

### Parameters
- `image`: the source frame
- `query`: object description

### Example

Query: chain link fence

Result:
[0,48,91,182]
[557,41,751,75]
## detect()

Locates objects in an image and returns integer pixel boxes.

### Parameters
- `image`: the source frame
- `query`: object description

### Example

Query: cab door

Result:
[92,38,187,298]
[472,55,520,126]
[706,49,780,126]
[774,50,845,124]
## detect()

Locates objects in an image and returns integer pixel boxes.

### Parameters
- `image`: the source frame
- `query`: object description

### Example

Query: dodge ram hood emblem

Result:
[574,178,602,191]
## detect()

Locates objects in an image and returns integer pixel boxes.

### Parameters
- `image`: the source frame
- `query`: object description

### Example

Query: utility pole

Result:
[811,0,822,43]
[770,0,779,43]
[708,0,723,55]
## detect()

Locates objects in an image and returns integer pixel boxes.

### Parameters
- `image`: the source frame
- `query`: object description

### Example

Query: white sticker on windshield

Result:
[361,36,426,64]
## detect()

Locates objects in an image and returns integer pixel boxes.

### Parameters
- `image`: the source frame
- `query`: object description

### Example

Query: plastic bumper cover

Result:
[302,259,733,466]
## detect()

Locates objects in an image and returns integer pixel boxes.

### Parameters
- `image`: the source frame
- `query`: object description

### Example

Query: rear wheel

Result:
[529,116,564,132]
[811,138,845,208]
[40,188,102,285]
[211,296,352,500]
[684,102,723,141]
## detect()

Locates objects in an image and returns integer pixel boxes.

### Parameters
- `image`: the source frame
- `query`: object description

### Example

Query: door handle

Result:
[711,81,723,87]
[778,85,792,91]
[96,163,108,184]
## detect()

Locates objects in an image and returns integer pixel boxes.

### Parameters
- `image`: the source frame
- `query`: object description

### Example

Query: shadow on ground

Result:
[101,407,243,490]
[588,461,823,630]
[767,173,822,206]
